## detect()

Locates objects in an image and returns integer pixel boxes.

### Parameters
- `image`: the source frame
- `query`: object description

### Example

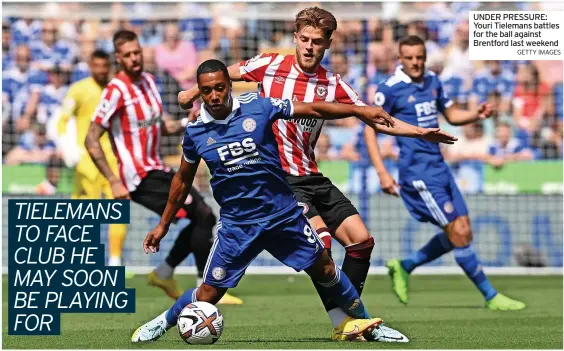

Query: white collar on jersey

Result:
[199,96,241,124]
[394,65,435,84]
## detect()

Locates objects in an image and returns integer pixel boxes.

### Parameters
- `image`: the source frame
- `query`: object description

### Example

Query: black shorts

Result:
[130,170,208,222]
[285,173,359,233]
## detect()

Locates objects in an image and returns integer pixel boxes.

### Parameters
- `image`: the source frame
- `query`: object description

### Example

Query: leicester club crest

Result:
[242,118,256,132]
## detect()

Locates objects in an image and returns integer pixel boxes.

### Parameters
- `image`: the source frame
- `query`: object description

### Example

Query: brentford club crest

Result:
[315,85,328,98]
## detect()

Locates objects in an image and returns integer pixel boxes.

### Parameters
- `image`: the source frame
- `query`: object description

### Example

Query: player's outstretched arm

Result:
[364,125,400,197]
[292,101,395,128]
[371,116,457,144]
[178,63,243,110]
[144,157,199,254]
[443,103,494,126]
[84,123,130,199]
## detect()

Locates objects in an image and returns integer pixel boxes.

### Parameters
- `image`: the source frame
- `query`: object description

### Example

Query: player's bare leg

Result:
[314,215,405,342]
[445,216,526,311]
[132,283,228,342]
[310,216,374,322]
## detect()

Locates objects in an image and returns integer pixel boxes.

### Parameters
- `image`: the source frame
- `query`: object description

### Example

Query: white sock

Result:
[196,277,203,287]
[328,307,348,328]
[108,256,122,266]
[159,310,171,328]
[155,262,174,279]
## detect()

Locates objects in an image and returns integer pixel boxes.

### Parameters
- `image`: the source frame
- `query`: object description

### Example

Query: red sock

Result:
[345,237,375,260]
[316,226,332,249]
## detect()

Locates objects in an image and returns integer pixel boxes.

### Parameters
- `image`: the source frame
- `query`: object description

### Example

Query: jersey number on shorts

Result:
[303,225,316,244]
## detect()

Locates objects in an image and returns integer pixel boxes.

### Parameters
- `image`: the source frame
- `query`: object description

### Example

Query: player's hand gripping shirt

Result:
[374,66,454,183]
[239,52,364,176]
[182,93,298,223]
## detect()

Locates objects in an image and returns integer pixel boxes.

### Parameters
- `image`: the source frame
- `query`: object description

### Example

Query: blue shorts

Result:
[202,207,324,288]
[400,172,468,228]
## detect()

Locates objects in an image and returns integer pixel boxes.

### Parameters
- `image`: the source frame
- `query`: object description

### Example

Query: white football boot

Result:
[131,310,172,342]
[365,323,409,342]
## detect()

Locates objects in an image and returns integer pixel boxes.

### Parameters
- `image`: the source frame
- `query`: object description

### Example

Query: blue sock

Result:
[317,266,370,319]
[401,232,453,273]
[454,245,498,301]
[165,288,198,326]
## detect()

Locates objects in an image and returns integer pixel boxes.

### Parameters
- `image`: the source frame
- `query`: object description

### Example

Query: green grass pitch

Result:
[3,274,562,349]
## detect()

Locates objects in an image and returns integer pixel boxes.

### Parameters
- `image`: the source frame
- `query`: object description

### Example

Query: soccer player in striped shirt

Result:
[178,7,458,338]
[365,35,525,311]
[56,50,128,273]
[132,59,405,342]
[85,30,241,305]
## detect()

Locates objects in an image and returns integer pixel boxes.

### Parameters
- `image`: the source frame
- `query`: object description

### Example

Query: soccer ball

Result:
[177,302,224,345]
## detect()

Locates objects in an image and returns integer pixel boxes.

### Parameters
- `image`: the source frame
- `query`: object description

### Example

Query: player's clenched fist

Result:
[144,224,168,254]
[477,102,494,119]
[178,90,196,110]
[110,179,131,199]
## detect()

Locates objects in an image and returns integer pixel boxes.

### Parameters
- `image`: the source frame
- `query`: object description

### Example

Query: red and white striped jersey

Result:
[92,71,168,191]
[239,52,364,176]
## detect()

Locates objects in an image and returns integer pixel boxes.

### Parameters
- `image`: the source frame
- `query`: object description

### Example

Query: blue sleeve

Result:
[436,79,454,113]
[513,143,525,154]
[182,130,200,164]
[12,27,28,46]
[2,77,10,94]
[488,145,496,156]
[502,78,514,98]
[373,83,394,113]
[260,96,294,121]
[470,77,481,97]
[28,71,48,91]
[44,140,56,150]
[61,46,73,65]
[30,44,43,62]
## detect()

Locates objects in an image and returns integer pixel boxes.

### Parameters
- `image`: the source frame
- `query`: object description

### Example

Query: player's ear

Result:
[327,38,333,49]
[293,32,298,44]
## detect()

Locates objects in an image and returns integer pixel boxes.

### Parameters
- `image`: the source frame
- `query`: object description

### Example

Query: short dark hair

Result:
[47,156,64,170]
[113,30,138,52]
[399,35,426,54]
[196,59,229,83]
[91,49,110,61]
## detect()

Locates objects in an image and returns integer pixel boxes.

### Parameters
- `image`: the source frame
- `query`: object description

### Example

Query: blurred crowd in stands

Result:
[2,2,562,194]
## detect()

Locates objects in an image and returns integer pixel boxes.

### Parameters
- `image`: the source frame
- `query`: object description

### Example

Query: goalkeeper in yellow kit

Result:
[57,49,130,273]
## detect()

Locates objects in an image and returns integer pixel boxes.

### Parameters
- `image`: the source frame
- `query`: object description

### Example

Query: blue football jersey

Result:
[441,75,468,104]
[36,84,68,124]
[470,69,514,104]
[182,93,298,223]
[374,66,453,183]
[2,67,47,120]
[29,40,76,69]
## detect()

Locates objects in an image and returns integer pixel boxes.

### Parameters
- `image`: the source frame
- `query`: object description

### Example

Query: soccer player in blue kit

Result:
[131,59,442,342]
[365,35,526,311]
